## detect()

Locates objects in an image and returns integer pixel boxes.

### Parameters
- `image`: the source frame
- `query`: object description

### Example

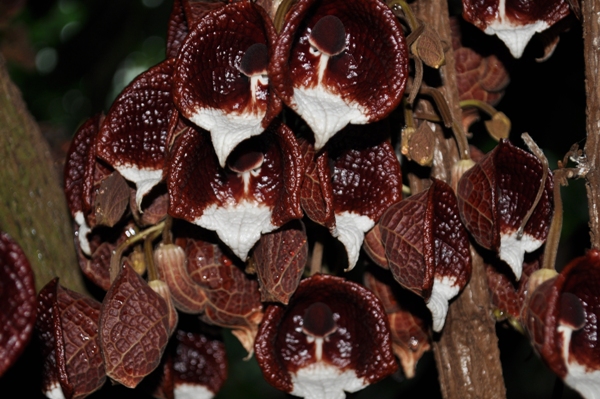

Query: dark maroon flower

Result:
[523,249,600,398]
[167,119,303,261]
[299,122,403,269]
[457,139,554,280]
[0,232,36,378]
[96,59,176,209]
[172,1,281,167]
[462,0,570,57]
[255,274,397,398]
[270,0,408,149]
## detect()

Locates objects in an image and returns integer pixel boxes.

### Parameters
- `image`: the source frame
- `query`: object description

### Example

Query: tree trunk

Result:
[583,0,600,248]
[0,55,86,293]
[410,0,507,397]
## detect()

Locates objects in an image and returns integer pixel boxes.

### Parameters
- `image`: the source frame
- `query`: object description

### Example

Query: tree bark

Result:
[583,0,600,248]
[0,55,86,293]
[410,0,507,397]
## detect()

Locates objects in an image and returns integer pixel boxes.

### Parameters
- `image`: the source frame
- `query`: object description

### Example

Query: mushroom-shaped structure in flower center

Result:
[254,274,397,399]
[271,0,408,150]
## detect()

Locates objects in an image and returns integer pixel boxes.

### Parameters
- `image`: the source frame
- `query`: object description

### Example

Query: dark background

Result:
[0,0,590,397]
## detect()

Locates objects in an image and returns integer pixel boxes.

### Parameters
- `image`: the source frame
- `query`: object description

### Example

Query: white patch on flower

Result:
[482,0,549,58]
[290,362,368,399]
[499,230,544,281]
[174,383,214,399]
[331,212,375,271]
[427,275,460,333]
[45,382,66,399]
[75,211,92,256]
[557,323,600,399]
[115,165,163,210]
[292,87,368,151]
[195,201,275,261]
[187,107,265,168]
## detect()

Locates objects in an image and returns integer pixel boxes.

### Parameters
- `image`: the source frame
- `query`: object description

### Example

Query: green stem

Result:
[459,99,498,118]
[110,221,165,283]
[387,0,419,31]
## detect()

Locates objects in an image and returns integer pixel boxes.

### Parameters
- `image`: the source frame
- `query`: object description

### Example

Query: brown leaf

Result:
[99,262,170,388]
[0,232,36,377]
[94,171,130,227]
[253,220,308,304]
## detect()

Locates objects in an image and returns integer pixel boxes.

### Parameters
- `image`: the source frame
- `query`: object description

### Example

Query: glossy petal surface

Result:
[271,0,408,149]
[379,179,471,332]
[0,233,36,377]
[253,220,308,304]
[167,121,303,261]
[96,59,175,208]
[173,2,280,167]
[255,274,397,397]
[100,262,170,388]
[457,139,553,279]
[462,0,570,57]
[524,250,600,398]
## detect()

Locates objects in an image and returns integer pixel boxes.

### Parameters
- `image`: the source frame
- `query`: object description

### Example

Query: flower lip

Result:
[308,15,346,56]
[559,292,586,331]
[301,301,338,338]
[226,139,265,173]
[239,43,269,77]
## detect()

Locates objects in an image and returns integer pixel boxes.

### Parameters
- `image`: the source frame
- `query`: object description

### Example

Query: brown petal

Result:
[172,327,228,397]
[0,233,36,377]
[180,233,264,355]
[364,269,431,379]
[322,122,403,269]
[253,220,308,304]
[96,59,176,209]
[452,18,509,106]
[167,121,303,261]
[523,249,600,397]
[363,224,389,269]
[99,262,170,388]
[75,221,137,291]
[379,178,471,332]
[36,279,105,399]
[299,137,335,228]
[486,256,540,325]
[165,0,225,59]
[254,274,397,397]
[94,171,130,228]
[457,139,554,280]
[271,0,408,149]
[173,1,280,167]
[462,0,570,57]
[64,114,103,220]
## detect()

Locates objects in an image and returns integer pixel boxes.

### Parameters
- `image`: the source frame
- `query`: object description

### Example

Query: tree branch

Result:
[0,56,86,293]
